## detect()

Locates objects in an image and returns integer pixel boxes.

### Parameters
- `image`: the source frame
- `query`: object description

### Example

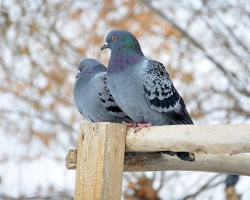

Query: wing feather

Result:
[142,60,193,125]
[95,72,130,118]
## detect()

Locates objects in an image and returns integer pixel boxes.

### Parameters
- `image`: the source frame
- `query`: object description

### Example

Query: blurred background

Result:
[0,0,250,199]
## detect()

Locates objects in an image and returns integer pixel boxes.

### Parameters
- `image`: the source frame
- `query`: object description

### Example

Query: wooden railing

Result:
[65,122,250,200]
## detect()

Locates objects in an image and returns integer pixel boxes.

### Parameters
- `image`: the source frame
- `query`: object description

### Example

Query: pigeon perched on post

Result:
[101,30,195,162]
[226,175,239,188]
[225,174,240,200]
[73,58,131,123]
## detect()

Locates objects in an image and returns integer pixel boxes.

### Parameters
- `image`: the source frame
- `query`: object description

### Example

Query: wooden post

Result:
[67,122,250,199]
[74,122,126,200]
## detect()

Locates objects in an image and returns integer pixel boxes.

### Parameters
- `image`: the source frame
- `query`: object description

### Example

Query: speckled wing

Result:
[142,60,193,125]
[95,72,129,118]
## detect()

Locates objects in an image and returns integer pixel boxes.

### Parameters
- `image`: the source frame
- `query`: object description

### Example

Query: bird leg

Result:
[123,121,137,128]
[123,122,152,132]
[134,122,152,132]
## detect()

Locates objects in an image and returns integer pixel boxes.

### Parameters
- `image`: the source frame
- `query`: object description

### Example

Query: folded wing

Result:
[95,72,130,118]
[142,60,193,125]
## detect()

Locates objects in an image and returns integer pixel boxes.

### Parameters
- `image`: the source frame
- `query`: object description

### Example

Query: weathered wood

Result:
[226,186,240,200]
[74,122,126,200]
[69,122,250,199]
[66,150,250,176]
[65,149,77,170]
[126,124,250,154]
[124,152,250,176]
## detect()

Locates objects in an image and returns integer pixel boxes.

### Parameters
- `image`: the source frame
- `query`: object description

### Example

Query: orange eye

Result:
[112,36,117,41]
[81,64,85,68]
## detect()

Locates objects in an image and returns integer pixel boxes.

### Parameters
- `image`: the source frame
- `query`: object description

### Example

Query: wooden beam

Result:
[74,122,126,200]
[66,150,250,176]
[124,152,250,176]
[126,124,250,154]
[68,123,250,179]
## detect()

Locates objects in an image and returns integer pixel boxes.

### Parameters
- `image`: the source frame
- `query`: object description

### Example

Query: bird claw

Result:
[134,123,152,132]
[123,121,152,132]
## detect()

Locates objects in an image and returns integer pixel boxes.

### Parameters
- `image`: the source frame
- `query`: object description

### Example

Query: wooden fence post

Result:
[74,122,126,200]
[66,122,250,199]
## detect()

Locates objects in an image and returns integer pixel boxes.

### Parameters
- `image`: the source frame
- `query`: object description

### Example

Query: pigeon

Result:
[225,174,240,199]
[226,175,239,188]
[101,30,195,162]
[73,58,131,123]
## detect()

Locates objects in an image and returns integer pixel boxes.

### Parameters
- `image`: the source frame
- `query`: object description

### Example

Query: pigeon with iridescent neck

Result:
[101,30,195,162]
[73,58,131,123]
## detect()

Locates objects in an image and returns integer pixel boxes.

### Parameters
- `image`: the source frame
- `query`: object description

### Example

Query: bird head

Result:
[76,58,106,79]
[101,30,143,55]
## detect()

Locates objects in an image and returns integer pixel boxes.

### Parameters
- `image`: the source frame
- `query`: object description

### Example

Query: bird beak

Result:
[101,42,108,50]
[76,73,80,79]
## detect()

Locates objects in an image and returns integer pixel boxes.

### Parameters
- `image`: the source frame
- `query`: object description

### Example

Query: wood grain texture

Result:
[65,149,77,170]
[126,124,250,154]
[67,150,250,176]
[124,152,250,176]
[74,122,126,200]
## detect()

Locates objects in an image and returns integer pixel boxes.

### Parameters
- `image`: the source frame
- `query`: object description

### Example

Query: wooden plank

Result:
[74,122,126,200]
[126,124,250,154]
[124,152,250,176]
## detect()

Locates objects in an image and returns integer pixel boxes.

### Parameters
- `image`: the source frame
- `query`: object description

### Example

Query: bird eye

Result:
[81,64,85,68]
[112,36,117,41]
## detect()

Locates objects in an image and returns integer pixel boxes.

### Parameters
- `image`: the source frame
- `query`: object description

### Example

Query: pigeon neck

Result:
[108,51,143,73]
[79,65,106,79]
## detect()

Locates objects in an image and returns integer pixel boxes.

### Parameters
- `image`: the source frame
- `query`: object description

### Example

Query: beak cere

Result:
[101,42,108,50]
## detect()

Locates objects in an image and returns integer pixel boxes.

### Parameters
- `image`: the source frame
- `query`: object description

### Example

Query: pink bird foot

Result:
[134,123,152,132]
[123,122,152,132]
[123,121,137,128]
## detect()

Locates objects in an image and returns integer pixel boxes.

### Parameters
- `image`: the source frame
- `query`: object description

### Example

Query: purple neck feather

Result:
[108,51,143,73]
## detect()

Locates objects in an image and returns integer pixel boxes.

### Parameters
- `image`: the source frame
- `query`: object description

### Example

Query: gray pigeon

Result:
[73,58,131,123]
[226,174,239,188]
[101,30,195,162]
